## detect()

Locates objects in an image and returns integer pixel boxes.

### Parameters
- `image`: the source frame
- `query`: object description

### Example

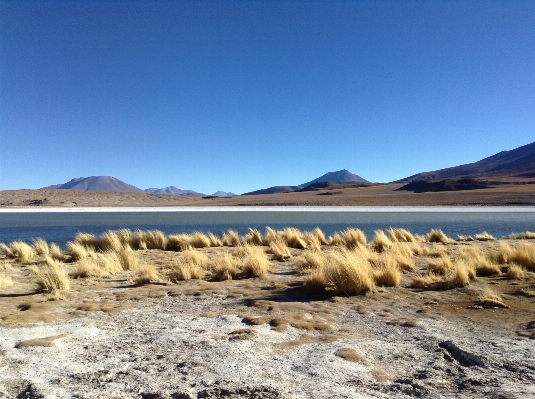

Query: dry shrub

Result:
[241,245,270,277]
[71,257,107,278]
[132,263,160,285]
[208,232,223,247]
[507,264,524,280]
[411,260,472,289]
[475,231,496,241]
[129,229,148,250]
[31,264,70,294]
[342,228,367,249]
[113,247,138,271]
[329,233,344,246]
[99,230,124,252]
[307,249,375,295]
[295,251,325,274]
[212,253,239,281]
[74,232,99,251]
[189,232,211,248]
[457,235,475,242]
[49,243,64,261]
[269,239,292,261]
[0,242,14,258]
[145,230,168,250]
[470,258,501,277]
[495,241,514,264]
[372,230,392,253]
[387,246,415,271]
[373,253,402,287]
[509,243,535,271]
[222,230,241,247]
[11,241,34,263]
[167,234,193,251]
[426,229,452,244]
[508,231,535,240]
[243,228,264,246]
[282,228,307,249]
[478,287,507,308]
[388,228,415,243]
[32,238,49,255]
[427,257,453,275]
[313,227,328,245]
[67,241,90,261]
[0,272,13,290]
[167,261,205,282]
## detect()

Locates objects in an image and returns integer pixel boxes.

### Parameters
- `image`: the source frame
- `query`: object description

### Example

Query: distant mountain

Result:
[42,176,144,193]
[296,181,370,192]
[212,191,236,197]
[300,169,370,186]
[144,186,205,197]
[243,169,370,196]
[398,142,535,183]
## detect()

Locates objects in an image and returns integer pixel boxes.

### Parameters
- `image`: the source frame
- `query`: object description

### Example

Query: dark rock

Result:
[439,341,486,367]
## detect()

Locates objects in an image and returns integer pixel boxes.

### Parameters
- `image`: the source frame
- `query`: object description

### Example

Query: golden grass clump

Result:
[132,263,160,285]
[49,243,64,261]
[386,246,415,272]
[373,253,402,287]
[269,239,292,261]
[506,264,525,280]
[457,235,475,242]
[371,230,392,253]
[508,231,535,240]
[388,228,415,243]
[180,249,209,268]
[129,229,148,250]
[71,257,108,279]
[478,287,507,308]
[303,232,322,251]
[188,232,211,248]
[114,247,139,271]
[243,228,264,246]
[32,238,49,255]
[144,230,168,250]
[313,227,328,245]
[0,272,13,290]
[31,264,70,294]
[426,229,452,244]
[264,227,280,244]
[475,231,497,241]
[74,232,99,251]
[307,249,375,295]
[99,230,124,252]
[44,255,63,268]
[208,232,223,247]
[0,260,13,270]
[427,257,453,275]
[329,233,344,246]
[212,253,239,281]
[10,241,34,263]
[469,258,502,277]
[167,262,205,282]
[0,242,14,258]
[294,251,325,274]
[495,241,514,264]
[411,260,472,289]
[342,228,367,249]
[222,230,241,247]
[422,244,447,258]
[67,241,90,261]
[282,228,308,249]
[167,234,193,251]
[241,245,270,277]
[509,243,535,271]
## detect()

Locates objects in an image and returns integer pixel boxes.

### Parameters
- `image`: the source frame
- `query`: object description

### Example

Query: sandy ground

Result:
[1,240,535,398]
[1,184,535,207]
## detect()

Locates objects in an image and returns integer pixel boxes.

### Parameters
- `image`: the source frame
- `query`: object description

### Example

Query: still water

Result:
[1,206,535,247]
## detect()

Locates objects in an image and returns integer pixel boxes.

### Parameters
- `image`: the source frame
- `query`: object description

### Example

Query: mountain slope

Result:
[242,186,303,196]
[398,142,535,183]
[212,191,236,197]
[43,176,144,193]
[144,186,205,197]
[300,169,369,186]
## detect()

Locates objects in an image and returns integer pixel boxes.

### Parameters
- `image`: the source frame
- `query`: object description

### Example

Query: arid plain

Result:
[1,227,535,398]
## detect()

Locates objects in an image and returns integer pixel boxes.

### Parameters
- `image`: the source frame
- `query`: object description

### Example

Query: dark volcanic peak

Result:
[144,186,205,196]
[242,186,303,196]
[43,176,144,193]
[398,141,535,183]
[300,169,369,187]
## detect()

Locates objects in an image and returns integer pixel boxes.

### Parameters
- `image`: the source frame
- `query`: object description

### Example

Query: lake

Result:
[1,206,535,247]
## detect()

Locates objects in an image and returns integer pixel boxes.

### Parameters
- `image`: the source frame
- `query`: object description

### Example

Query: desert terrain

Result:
[1,227,534,398]
[1,183,535,208]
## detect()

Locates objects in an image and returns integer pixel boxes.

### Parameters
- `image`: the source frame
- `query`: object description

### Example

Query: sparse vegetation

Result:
[269,239,292,261]
[295,251,325,274]
[32,238,49,255]
[222,230,241,247]
[426,229,452,244]
[388,228,415,243]
[0,272,13,290]
[11,241,34,263]
[132,263,160,285]
[342,228,367,249]
[0,242,14,258]
[241,245,270,277]
[506,264,524,280]
[371,230,392,253]
[31,264,70,295]
[50,243,64,261]
[475,231,496,241]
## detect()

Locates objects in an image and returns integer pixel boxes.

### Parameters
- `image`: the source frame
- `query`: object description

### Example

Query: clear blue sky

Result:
[1,1,534,194]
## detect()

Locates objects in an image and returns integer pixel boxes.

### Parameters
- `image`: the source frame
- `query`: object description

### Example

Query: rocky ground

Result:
[1,241,535,398]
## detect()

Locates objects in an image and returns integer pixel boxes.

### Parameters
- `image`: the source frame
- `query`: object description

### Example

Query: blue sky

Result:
[1,1,534,194]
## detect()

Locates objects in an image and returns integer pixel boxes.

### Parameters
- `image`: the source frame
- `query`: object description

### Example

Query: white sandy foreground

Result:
[1,289,534,399]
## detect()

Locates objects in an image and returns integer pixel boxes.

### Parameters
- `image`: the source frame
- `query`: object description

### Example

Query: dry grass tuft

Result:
[32,238,49,255]
[99,230,124,252]
[264,227,280,244]
[371,230,392,253]
[189,232,211,248]
[132,263,160,285]
[373,253,402,287]
[342,228,367,249]
[307,249,375,295]
[31,264,70,294]
[208,232,223,247]
[129,229,148,250]
[71,257,108,278]
[427,257,453,275]
[508,231,535,240]
[67,241,90,261]
[10,241,34,263]
[388,228,415,243]
[0,260,12,270]
[329,233,344,246]
[411,260,472,289]
[243,228,264,246]
[282,228,308,249]
[49,243,64,261]
[241,245,270,277]
[269,239,292,261]
[313,227,328,245]
[506,264,525,280]
[145,230,168,250]
[470,258,502,277]
[509,243,535,271]
[457,235,475,242]
[0,242,14,258]
[387,245,415,271]
[212,253,239,281]
[0,272,13,290]
[222,230,241,247]
[295,251,325,274]
[74,232,99,251]
[426,229,452,244]
[475,231,497,241]
[114,247,139,271]
[335,348,370,365]
[422,244,447,258]
[478,287,507,308]
[167,261,205,282]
